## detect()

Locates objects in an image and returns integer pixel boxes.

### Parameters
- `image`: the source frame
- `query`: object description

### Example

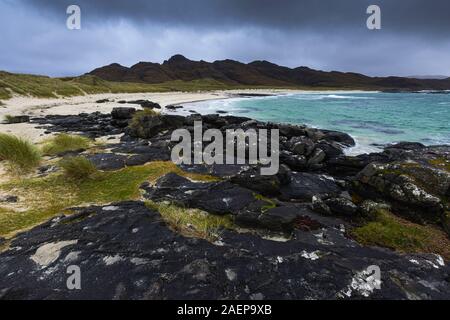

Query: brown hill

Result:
[87,55,450,90]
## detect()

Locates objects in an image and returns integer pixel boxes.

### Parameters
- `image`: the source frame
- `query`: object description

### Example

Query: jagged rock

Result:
[322,130,356,147]
[230,165,291,196]
[289,136,315,156]
[86,153,128,171]
[280,151,307,170]
[0,201,448,299]
[32,113,122,138]
[316,141,345,159]
[359,200,391,217]
[312,195,359,217]
[354,161,448,226]
[142,173,256,215]
[280,172,341,201]
[258,206,303,231]
[308,148,326,166]
[128,114,184,139]
[111,107,136,120]
[143,173,315,232]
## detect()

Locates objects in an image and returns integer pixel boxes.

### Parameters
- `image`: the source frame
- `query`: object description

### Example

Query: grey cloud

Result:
[1,0,449,77]
[19,0,450,35]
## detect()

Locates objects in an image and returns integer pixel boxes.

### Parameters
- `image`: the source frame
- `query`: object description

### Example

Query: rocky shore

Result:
[0,103,449,299]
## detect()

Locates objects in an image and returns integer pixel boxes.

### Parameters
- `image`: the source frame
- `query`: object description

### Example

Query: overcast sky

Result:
[0,0,449,77]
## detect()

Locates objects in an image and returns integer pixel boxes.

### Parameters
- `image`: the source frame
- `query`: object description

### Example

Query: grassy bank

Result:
[0,70,352,101]
[0,71,279,100]
[0,161,217,239]
[352,209,450,259]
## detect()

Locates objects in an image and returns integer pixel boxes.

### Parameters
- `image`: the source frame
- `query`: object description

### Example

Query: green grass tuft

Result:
[0,133,41,173]
[59,156,98,181]
[146,201,234,241]
[42,134,91,156]
[352,209,450,259]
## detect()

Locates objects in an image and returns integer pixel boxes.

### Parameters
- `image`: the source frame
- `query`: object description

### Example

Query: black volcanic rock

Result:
[280,172,342,201]
[111,107,136,120]
[0,201,449,300]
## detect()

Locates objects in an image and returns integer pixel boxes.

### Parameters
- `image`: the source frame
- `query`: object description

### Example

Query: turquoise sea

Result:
[185,92,450,155]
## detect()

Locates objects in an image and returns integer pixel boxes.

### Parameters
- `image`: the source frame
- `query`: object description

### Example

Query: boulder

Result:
[280,172,341,201]
[96,99,110,104]
[128,114,185,139]
[142,173,256,215]
[128,100,161,109]
[312,195,359,217]
[354,161,448,226]
[308,148,326,166]
[322,130,356,147]
[86,153,128,171]
[230,165,291,196]
[111,107,136,120]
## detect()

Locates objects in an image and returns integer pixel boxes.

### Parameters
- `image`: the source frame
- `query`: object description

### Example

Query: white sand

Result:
[0,89,373,142]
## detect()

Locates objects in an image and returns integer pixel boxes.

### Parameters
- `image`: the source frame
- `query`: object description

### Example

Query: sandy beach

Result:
[0,89,373,142]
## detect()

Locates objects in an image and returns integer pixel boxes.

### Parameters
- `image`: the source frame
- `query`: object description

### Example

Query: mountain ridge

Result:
[88,54,450,90]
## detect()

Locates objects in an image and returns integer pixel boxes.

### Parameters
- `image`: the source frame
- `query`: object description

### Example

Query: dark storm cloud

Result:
[1,0,449,77]
[19,0,450,35]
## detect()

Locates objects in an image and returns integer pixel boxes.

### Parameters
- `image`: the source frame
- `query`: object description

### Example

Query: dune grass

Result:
[146,201,233,241]
[59,156,98,181]
[0,71,323,101]
[0,161,217,239]
[352,209,450,259]
[0,133,41,173]
[0,72,247,100]
[41,134,91,156]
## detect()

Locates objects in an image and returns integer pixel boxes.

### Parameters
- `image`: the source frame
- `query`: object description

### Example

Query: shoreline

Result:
[0,89,377,143]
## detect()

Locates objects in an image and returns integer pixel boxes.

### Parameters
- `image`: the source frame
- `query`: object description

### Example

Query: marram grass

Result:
[59,156,98,181]
[42,134,91,156]
[0,133,41,173]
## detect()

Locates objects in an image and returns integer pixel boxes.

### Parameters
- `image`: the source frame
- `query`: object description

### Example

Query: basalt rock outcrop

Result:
[0,201,448,300]
[6,109,447,300]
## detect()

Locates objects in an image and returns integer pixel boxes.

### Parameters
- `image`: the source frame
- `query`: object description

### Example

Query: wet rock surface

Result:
[0,201,449,300]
